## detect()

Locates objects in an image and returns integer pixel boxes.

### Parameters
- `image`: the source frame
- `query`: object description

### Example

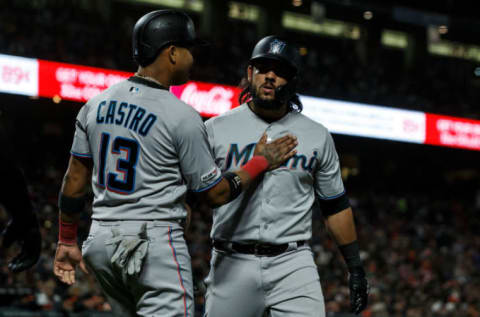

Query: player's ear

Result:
[167,45,177,64]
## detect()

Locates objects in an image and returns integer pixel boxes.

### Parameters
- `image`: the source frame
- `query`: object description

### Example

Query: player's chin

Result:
[259,94,275,101]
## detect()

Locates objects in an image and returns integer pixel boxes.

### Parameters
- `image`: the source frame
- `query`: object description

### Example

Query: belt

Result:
[213,240,305,257]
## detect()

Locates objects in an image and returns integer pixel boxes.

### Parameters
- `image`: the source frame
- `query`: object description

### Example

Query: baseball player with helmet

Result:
[203,35,369,317]
[52,11,297,317]
[0,109,41,273]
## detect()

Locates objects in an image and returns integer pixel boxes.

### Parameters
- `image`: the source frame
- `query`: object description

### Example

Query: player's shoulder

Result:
[291,111,330,134]
[160,94,205,128]
[83,79,128,110]
[167,93,200,115]
[205,104,249,128]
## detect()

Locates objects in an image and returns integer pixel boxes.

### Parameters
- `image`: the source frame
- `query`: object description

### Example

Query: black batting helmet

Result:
[242,35,302,111]
[132,10,205,67]
[249,35,301,78]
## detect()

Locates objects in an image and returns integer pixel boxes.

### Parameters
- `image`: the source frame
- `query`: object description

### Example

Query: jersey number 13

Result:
[98,132,139,194]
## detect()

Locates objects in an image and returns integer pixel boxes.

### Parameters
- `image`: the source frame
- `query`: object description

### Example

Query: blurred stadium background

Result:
[1,0,479,316]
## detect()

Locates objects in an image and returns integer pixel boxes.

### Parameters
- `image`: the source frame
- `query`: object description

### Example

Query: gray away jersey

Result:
[205,104,345,244]
[71,76,222,220]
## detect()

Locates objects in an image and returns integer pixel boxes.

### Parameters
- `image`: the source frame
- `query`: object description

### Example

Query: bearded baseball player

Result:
[203,36,369,317]
[52,11,297,317]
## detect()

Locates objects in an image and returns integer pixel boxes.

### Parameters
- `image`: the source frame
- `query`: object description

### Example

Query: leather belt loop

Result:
[286,242,296,252]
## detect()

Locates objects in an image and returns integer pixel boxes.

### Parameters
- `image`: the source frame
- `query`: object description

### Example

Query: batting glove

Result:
[348,266,369,315]
[106,223,149,276]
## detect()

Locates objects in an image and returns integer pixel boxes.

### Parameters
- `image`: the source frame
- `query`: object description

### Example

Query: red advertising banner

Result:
[425,113,480,151]
[37,60,132,102]
[2,53,480,152]
[170,81,241,117]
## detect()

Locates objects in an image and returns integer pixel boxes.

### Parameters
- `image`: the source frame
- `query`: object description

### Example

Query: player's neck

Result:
[248,101,288,123]
[136,67,170,89]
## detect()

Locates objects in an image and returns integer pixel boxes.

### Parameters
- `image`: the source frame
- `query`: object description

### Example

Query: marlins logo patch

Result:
[269,39,286,54]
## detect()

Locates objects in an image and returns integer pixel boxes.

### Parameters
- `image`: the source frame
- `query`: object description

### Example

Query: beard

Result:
[249,85,282,110]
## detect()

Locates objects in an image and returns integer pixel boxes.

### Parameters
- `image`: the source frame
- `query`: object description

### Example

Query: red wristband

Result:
[241,156,269,180]
[59,217,78,245]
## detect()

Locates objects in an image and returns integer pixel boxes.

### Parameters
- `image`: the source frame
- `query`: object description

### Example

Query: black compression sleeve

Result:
[318,193,350,217]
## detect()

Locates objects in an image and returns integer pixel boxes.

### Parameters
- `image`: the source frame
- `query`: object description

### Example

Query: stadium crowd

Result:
[1,120,479,317]
[1,2,480,317]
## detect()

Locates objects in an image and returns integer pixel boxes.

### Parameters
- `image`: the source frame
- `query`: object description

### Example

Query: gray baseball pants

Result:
[82,219,193,317]
[204,245,325,317]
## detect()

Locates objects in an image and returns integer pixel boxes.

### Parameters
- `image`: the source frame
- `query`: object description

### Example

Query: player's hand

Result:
[53,243,89,285]
[2,219,42,273]
[194,279,207,296]
[348,266,369,315]
[254,133,297,170]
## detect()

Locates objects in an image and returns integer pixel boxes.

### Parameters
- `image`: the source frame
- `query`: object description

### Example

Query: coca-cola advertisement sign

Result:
[170,81,241,117]
[38,60,132,102]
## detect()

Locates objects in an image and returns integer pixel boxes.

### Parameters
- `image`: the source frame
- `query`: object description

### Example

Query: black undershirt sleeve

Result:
[318,193,351,217]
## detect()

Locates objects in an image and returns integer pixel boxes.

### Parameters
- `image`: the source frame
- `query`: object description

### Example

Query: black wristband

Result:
[58,193,86,215]
[338,240,362,271]
[223,172,242,202]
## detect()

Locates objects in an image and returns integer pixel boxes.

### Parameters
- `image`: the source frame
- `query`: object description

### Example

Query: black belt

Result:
[213,240,306,257]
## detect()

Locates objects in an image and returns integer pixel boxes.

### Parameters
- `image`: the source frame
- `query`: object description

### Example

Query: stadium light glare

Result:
[292,0,302,7]
[438,25,448,34]
[363,11,373,20]
[474,67,480,77]
[52,95,61,104]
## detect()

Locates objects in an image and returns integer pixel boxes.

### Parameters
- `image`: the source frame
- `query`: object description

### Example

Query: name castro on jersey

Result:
[96,100,157,137]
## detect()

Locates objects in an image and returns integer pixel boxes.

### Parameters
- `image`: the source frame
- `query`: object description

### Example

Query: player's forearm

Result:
[204,156,268,207]
[325,207,357,245]
[204,169,252,207]
[326,207,365,271]
[60,175,87,222]
[59,156,91,223]
[58,157,91,245]
[61,160,90,197]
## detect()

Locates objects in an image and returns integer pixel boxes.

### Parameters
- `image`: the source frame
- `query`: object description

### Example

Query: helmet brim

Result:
[250,55,298,77]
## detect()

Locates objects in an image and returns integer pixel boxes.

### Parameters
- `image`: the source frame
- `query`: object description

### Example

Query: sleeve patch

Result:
[201,167,219,183]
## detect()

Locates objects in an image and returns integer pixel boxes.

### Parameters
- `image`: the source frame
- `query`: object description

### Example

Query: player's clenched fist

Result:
[348,266,369,314]
[254,133,298,170]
